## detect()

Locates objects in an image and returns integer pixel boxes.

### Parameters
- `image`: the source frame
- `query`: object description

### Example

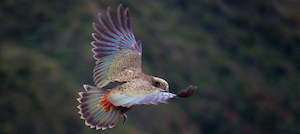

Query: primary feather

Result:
[92,4,142,88]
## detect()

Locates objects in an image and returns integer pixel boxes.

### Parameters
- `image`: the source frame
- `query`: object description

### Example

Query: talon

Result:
[122,114,127,125]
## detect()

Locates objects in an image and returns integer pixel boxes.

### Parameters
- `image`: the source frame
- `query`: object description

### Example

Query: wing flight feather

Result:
[91,4,142,88]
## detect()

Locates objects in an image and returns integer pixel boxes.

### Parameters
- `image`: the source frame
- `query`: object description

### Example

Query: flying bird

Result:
[77,4,196,130]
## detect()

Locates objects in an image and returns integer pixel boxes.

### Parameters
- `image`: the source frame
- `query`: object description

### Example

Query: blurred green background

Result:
[0,0,299,134]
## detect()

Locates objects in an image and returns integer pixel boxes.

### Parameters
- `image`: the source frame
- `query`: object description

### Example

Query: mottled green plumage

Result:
[105,50,142,85]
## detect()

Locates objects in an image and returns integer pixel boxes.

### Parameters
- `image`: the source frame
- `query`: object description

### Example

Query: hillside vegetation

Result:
[0,0,299,134]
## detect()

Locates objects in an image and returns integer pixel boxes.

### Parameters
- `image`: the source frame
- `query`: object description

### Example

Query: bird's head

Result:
[151,76,169,92]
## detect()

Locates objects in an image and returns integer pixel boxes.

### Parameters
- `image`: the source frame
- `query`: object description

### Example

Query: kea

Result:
[77,4,196,130]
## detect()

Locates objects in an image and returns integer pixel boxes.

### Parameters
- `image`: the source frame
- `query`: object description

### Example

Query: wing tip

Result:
[83,84,90,91]
[97,12,102,18]
[92,22,97,28]
[118,3,123,9]
[91,33,97,40]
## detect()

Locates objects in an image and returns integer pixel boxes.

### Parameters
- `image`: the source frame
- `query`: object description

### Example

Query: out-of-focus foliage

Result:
[0,0,299,134]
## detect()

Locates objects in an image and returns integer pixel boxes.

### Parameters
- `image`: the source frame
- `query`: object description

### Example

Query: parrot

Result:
[77,4,196,130]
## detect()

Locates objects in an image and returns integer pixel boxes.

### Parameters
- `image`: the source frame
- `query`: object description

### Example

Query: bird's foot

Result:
[121,114,127,125]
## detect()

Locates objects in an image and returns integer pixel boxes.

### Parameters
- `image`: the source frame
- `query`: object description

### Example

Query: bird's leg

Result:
[121,114,127,125]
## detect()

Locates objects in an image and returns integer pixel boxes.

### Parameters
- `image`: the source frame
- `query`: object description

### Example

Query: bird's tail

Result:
[77,85,122,130]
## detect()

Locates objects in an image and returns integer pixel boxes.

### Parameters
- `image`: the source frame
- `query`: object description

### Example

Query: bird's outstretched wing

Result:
[91,4,142,88]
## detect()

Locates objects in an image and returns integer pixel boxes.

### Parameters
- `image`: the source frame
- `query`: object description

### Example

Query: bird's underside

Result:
[77,4,196,131]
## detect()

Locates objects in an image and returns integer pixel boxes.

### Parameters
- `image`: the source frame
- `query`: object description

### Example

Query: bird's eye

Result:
[153,81,161,88]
